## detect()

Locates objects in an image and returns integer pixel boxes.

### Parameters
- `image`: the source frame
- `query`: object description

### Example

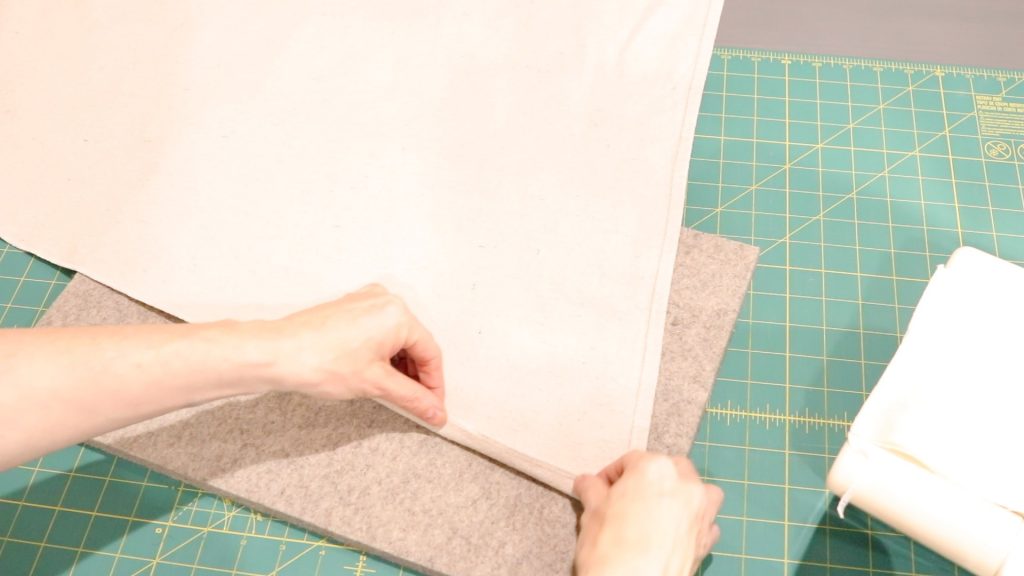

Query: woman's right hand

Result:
[573,451,724,576]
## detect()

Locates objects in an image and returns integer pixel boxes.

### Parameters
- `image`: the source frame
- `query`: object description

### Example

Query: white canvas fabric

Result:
[0,0,722,493]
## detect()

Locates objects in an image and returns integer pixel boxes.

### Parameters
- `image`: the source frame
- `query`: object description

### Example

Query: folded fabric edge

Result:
[628,0,726,452]
[380,399,577,496]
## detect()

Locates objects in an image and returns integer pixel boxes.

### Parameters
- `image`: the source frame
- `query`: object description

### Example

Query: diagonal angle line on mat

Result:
[128,491,344,576]
[758,75,1024,258]
[268,537,333,576]
[688,70,940,230]
[761,113,973,256]
[130,498,250,576]
[0,248,34,326]
[27,448,90,575]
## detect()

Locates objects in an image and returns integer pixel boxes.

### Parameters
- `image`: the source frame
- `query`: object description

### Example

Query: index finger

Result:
[401,309,445,402]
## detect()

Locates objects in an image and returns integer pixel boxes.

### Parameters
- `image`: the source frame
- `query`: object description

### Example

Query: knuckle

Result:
[621,449,649,467]
[635,453,676,479]
[403,395,431,419]
[378,291,403,309]
[386,293,407,310]
[707,484,725,508]
[380,296,408,324]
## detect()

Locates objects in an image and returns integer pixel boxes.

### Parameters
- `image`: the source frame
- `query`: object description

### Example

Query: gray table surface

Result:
[718,0,1023,70]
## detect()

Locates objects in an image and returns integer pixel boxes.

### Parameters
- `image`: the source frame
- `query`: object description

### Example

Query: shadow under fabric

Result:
[37,228,757,576]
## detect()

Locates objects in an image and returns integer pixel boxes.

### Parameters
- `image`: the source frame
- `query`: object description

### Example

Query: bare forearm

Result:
[0,321,274,469]
[0,286,447,471]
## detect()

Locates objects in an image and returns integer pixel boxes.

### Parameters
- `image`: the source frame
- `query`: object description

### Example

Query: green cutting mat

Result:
[686,49,1024,575]
[3,47,1024,575]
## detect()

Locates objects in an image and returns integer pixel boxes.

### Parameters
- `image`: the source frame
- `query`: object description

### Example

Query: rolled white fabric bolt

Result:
[827,246,1024,575]
[828,443,1024,575]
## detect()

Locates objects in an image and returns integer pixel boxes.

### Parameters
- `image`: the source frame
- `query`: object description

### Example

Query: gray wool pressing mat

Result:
[38,227,757,576]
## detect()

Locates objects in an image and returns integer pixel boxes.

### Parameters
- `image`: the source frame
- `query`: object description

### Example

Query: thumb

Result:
[573,474,609,509]
[373,365,447,427]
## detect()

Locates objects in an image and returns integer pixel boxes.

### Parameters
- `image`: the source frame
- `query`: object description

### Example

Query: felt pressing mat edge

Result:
[36,227,757,575]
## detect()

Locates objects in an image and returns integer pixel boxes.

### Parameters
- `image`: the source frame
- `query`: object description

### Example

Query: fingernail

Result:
[426,408,446,426]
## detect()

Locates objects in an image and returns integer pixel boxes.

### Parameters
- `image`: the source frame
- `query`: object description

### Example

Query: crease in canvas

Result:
[628,0,723,451]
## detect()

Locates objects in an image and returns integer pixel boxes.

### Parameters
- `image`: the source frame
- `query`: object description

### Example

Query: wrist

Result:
[197,319,284,396]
